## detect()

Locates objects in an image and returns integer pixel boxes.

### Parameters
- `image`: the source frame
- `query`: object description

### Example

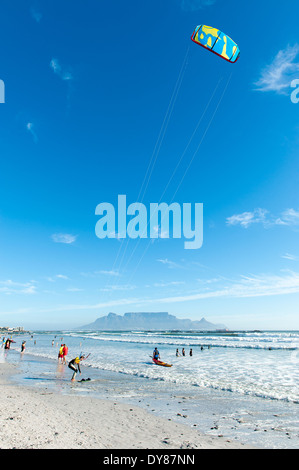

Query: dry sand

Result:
[0,363,253,449]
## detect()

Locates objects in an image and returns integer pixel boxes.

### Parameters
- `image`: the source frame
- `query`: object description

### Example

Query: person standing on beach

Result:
[189,348,193,356]
[21,341,26,353]
[62,344,68,364]
[68,355,84,381]
[176,349,180,357]
[58,344,64,363]
[182,348,185,356]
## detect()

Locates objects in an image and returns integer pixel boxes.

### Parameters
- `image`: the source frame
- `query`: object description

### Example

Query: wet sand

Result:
[0,363,253,449]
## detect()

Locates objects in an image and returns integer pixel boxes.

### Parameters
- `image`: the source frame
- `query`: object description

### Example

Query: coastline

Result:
[0,361,253,449]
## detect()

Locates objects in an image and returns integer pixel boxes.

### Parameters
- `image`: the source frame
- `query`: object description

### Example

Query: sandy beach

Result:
[0,362,253,450]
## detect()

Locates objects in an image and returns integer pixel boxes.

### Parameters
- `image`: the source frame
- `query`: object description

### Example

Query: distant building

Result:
[0,326,26,333]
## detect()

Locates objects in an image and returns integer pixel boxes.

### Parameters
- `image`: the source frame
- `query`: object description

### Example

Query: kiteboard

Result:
[152,358,172,368]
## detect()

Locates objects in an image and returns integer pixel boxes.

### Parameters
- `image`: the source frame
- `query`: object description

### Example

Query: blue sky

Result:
[1,0,299,329]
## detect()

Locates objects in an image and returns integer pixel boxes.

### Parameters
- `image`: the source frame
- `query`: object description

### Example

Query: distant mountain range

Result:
[80,312,227,331]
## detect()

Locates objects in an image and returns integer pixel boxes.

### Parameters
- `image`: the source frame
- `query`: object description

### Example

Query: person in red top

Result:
[4,338,15,350]
[62,344,68,365]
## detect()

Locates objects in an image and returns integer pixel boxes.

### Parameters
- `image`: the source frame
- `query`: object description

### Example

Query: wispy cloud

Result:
[109,231,124,241]
[153,281,186,287]
[30,7,42,23]
[79,270,121,280]
[100,284,136,292]
[180,0,216,11]
[11,270,299,314]
[97,270,120,277]
[47,274,70,282]
[277,209,299,226]
[254,44,299,94]
[50,59,73,81]
[0,280,37,295]
[226,209,268,228]
[282,253,299,261]
[26,122,38,143]
[51,233,77,244]
[157,258,182,269]
[157,271,299,303]
[152,225,168,239]
[50,58,74,107]
[196,277,223,284]
[226,208,299,228]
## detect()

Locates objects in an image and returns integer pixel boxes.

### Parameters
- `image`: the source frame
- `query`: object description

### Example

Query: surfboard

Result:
[152,358,172,368]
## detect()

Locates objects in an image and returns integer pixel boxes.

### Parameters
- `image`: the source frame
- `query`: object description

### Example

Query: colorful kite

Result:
[191,25,240,63]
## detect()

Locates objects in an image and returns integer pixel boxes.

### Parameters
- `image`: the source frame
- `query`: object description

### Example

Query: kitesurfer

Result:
[68,355,85,381]
[153,347,160,361]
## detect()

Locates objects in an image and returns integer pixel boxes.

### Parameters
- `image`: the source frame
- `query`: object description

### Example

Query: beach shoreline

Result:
[1,329,298,450]
[0,360,254,450]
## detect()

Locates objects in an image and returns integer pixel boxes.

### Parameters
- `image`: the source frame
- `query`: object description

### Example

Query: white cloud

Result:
[282,253,299,261]
[30,7,42,23]
[51,233,77,244]
[50,58,74,108]
[226,209,268,228]
[254,44,299,94]
[197,277,223,284]
[157,271,299,303]
[46,274,69,282]
[280,208,299,225]
[80,270,121,279]
[152,225,168,239]
[12,270,299,314]
[97,270,120,277]
[227,208,299,228]
[0,280,37,295]
[50,59,61,75]
[100,284,136,292]
[26,122,38,143]
[108,231,124,241]
[153,281,186,287]
[157,258,182,269]
[50,58,73,81]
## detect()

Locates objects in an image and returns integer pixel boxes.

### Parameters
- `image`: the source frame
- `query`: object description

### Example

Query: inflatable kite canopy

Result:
[191,25,240,63]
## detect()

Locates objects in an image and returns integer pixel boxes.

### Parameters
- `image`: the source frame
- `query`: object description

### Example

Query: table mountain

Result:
[80,312,227,331]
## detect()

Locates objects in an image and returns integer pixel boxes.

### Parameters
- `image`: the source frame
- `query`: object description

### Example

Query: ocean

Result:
[2,329,299,449]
